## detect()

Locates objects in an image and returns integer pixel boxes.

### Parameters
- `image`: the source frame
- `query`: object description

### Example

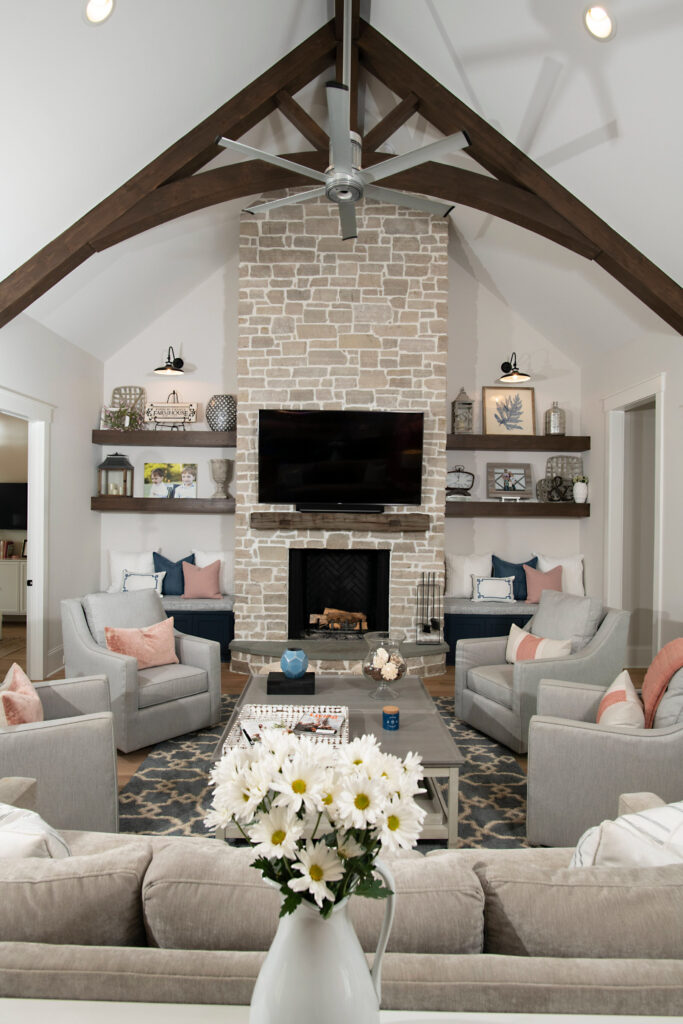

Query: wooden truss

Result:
[0,4,680,333]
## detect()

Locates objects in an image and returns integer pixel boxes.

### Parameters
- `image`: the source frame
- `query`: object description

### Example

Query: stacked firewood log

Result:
[309,608,368,631]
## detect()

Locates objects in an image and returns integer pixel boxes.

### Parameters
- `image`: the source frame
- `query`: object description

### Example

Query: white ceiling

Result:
[1,0,680,363]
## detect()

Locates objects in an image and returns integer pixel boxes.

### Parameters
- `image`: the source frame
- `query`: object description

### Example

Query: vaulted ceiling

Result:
[1,1,681,362]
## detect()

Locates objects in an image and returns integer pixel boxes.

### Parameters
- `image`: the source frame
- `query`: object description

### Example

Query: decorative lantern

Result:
[97,452,134,497]
[451,387,474,434]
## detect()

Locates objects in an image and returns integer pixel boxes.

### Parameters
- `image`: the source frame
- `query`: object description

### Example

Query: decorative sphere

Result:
[280,647,309,679]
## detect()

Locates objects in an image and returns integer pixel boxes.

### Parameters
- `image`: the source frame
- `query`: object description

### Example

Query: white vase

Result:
[250,861,395,1024]
[573,481,588,503]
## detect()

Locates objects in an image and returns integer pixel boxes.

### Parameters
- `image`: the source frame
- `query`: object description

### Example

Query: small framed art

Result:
[486,462,533,500]
[482,386,536,436]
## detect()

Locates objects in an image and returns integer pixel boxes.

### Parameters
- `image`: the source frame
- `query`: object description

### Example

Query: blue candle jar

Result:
[382,705,399,730]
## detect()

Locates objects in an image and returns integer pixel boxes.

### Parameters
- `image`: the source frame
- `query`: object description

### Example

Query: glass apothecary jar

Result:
[362,630,407,701]
[544,401,566,436]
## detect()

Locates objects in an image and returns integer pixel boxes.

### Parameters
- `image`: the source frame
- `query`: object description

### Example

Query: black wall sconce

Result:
[497,352,531,383]
[154,346,184,376]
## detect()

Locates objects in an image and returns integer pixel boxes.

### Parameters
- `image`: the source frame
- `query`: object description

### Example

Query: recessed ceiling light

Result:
[84,0,115,25]
[584,6,616,41]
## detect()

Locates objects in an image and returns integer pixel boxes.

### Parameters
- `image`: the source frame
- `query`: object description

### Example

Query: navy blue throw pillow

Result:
[491,554,538,601]
[152,552,195,596]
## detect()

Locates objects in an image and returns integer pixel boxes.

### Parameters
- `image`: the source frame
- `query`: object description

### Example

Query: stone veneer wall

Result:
[233,195,448,675]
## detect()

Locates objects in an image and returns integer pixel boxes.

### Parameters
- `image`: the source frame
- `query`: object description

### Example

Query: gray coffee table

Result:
[213,673,464,847]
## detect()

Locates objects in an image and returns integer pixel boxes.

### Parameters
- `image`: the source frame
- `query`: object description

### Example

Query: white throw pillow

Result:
[0,804,71,859]
[121,570,165,593]
[445,554,492,599]
[596,670,645,729]
[533,552,585,596]
[107,551,156,593]
[471,575,515,603]
[192,549,233,594]
[571,800,683,868]
[505,622,572,664]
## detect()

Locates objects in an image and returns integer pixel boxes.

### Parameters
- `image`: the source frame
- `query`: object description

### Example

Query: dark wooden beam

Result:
[0,20,337,328]
[357,18,683,333]
[364,92,419,152]
[92,153,599,260]
[275,90,329,152]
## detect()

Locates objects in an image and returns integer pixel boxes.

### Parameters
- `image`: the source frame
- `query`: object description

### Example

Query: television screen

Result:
[0,483,27,529]
[258,410,424,507]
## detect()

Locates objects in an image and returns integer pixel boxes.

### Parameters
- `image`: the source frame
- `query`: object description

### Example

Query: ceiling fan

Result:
[215,2,470,240]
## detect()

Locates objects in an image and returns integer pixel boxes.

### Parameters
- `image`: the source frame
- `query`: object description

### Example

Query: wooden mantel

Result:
[250,511,430,532]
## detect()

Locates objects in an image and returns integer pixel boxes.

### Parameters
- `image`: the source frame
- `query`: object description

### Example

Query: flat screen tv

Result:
[258,410,424,509]
[0,483,27,529]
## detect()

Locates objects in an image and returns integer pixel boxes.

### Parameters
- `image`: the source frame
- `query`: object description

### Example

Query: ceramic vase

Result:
[205,394,237,431]
[280,647,309,679]
[573,481,588,503]
[209,458,233,499]
[250,862,395,1024]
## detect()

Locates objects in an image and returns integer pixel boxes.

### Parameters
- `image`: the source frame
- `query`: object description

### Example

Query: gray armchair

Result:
[454,592,630,754]
[61,590,221,753]
[0,675,118,832]
[526,679,683,846]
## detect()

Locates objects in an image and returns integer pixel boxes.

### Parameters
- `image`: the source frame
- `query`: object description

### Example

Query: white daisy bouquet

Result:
[206,730,425,918]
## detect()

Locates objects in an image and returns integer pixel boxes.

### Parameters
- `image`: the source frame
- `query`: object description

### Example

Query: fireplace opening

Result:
[288,549,390,640]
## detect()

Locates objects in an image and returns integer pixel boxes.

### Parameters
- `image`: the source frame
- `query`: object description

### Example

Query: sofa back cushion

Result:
[83,590,166,647]
[0,844,152,945]
[142,843,485,955]
[530,590,603,653]
[477,859,683,959]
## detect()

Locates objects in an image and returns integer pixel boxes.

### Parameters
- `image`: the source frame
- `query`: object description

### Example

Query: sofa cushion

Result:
[137,663,208,709]
[192,548,234,595]
[654,667,683,728]
[0,844,152,945]
[471,576,515,602]
[153,551,195,596]
[523,564,562,603]
[477,859,683,959]
[445,554,491,599]
[182,560,221,599]
[466,664,514,709]
[83,589,167,647]
[595,670,644,728]
[533,552,585,596]
[0,804,70,859]
[505,623,571,664]
[492,555,537,601]
[530,590,603,653]
[571,799,683,869]
[142,843,485,955]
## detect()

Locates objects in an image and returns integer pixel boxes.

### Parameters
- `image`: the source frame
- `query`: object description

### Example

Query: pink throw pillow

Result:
[104,616,179,669]
[182,559,221,599]
[505,622,571,663]
[523,563,562,603]
[0,663,44,727]
[641,638,683,729]
[596,670,645,728]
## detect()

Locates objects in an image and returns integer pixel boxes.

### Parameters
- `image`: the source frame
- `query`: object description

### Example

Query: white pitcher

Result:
[250,861,395,1024]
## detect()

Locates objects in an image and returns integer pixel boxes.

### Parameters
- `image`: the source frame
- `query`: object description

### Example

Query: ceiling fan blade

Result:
[337,202,357,240]
[362,130,470,184]
[215,137,327,183]
[365,185,454,218]
[244,187,327,215]
[326,82,352,172]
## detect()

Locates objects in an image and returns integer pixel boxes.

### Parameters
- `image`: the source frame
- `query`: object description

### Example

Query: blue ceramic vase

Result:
[280,647,309,679]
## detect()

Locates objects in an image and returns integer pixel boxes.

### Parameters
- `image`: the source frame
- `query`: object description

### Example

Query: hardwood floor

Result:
[3,620,648,789]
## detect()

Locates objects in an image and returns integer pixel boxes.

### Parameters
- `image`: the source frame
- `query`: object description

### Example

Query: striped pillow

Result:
[505,622,571,663]
[596,670,645,728]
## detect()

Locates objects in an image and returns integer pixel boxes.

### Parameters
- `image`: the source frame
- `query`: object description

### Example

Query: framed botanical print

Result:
[486,462,533,499]
[482,386,536,436]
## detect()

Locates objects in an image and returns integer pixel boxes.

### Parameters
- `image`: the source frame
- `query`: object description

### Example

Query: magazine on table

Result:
[293,712,346,736]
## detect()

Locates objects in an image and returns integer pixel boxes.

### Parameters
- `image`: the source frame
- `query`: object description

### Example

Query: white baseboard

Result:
[45,644,64,678]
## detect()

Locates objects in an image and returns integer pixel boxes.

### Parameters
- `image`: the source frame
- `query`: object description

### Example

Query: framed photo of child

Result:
[144,463,197,498]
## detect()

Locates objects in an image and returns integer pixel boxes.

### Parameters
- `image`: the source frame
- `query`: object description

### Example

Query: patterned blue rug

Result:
[119,694,528,848]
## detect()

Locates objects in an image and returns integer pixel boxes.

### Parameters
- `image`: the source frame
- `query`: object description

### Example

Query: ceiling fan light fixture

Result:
[154,346,185,376]
[584,6,616,40]
[498,352,531,383]
[84,0,115,24]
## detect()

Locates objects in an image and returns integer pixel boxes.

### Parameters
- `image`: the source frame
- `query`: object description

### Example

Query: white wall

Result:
[623,402,655,664]
[100,262,239,588]
[0,315,103,671]
[445,227,584,567]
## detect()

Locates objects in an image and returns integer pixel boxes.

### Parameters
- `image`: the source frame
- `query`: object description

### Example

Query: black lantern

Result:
[97,452,134,497]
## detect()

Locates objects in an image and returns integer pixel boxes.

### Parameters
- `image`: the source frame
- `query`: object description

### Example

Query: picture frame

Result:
[482,386,536,436]
[144,462,198,498]
[486,462,533,500]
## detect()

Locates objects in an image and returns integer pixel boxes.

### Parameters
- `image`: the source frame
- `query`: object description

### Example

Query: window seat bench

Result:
[443,597,537,665]
[162,596,234,662]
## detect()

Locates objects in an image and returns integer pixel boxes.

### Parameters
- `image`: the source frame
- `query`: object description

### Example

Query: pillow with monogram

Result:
[471,575,515,603]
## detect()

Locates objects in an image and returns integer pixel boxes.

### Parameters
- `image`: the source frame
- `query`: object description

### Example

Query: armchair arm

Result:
[0,776,37,810]
[0,714,118,833]
[34,675,111,721]
[174,631,221,726]
[454,635,508,717]
[536,678,608,721]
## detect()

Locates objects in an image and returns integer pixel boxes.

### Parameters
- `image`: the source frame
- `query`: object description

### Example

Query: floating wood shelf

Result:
[445,501,590,518]
[91,497,235,514]
[92,430,235,447]
[447,434,590,452]
[250,511,431,532]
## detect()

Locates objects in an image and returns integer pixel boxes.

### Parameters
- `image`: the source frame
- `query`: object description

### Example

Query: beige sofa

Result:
[1,803,682,1016]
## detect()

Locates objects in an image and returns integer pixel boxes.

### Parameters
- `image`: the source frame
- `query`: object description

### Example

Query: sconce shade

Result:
[498,352,531,383]
[154,346,184,375]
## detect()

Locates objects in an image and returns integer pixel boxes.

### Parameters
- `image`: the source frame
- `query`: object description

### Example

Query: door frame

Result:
[0,385,53,678]
[603,373,665,659]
